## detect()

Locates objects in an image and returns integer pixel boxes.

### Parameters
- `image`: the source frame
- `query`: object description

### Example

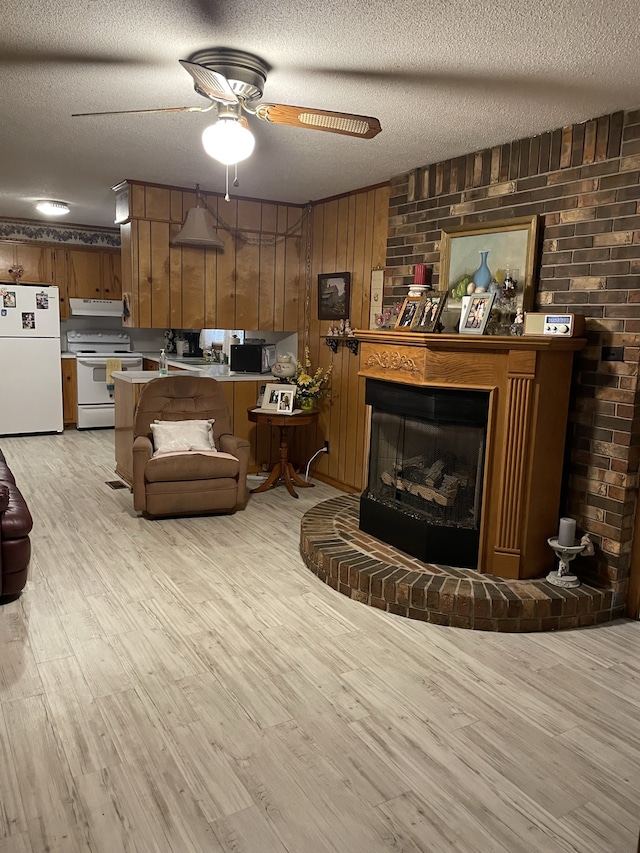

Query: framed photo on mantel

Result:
[394,294,422,329]
[459,292,496,335]
[413,291,448,333]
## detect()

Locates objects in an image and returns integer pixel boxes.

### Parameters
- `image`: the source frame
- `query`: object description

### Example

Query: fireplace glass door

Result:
[361,379,490,569]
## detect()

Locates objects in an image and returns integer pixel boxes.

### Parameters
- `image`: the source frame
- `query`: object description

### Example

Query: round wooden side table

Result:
[248,408,319,498]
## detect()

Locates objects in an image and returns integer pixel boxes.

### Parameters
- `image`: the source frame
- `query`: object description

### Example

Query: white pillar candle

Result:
[558,517,577,547]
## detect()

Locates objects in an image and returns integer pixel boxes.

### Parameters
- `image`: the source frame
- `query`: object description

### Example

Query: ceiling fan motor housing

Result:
[188,48,269,104]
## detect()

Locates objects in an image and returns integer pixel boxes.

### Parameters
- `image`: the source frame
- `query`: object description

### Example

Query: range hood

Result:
[69,298,122,317]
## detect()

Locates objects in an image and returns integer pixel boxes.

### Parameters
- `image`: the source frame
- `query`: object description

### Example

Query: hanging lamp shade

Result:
[171,206,225,249]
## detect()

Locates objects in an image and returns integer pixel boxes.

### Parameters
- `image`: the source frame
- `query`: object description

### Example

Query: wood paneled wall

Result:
[119,179,389,491]
[302,185,390,491]
[120,181,305,332]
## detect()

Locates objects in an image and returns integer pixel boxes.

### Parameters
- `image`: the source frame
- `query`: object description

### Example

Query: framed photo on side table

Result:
[259,383,297,411]
[413,291,448,332]
[395,294,422,329]
[276,389,295,414]
[459,292,496,335]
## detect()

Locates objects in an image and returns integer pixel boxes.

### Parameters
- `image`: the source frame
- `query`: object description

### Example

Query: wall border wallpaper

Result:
[0,219,120,248]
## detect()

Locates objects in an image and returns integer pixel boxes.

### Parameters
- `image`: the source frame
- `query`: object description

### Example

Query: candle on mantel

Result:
[557,517,577,547]
[413,263,427,286]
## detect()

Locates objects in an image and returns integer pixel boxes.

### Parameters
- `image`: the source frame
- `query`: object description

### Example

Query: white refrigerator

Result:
[0,284,64,435]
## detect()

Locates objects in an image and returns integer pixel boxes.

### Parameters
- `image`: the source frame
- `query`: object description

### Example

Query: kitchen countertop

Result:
[111,370,269,384]
[141,352,222,372]
[140,352,271,380]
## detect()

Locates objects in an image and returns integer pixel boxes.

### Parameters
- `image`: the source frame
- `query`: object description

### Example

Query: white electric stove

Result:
[66,330,143,429]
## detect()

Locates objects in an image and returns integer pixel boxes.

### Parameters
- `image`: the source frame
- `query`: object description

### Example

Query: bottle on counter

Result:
[159,349,169,376]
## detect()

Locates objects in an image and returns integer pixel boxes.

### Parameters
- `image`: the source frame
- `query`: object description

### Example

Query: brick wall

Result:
[386,108,640,612]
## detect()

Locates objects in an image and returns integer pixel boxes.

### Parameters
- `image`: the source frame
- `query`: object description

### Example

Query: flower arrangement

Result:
[292,347,334,408]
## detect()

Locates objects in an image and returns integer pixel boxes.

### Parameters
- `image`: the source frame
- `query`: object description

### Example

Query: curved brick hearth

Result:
[300,496,616,631]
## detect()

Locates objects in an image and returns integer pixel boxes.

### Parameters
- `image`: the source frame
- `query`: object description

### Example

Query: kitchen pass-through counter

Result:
[116,369,267,382]
[138,352,271,380]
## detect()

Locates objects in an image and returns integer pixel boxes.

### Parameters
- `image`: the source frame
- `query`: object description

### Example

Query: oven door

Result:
[76,355,143,405]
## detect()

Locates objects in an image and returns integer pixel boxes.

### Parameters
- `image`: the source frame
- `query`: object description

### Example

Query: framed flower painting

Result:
[439,216,539,313]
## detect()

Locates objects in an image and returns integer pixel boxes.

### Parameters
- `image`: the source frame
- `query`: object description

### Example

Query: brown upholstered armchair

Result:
[132,375,250,518]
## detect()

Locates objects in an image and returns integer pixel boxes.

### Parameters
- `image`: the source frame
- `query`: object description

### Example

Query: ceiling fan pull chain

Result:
[233,163,239,188]
[225,164,230,202]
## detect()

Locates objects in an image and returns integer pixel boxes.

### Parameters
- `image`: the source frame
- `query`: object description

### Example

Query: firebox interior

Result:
[360,378,490,569]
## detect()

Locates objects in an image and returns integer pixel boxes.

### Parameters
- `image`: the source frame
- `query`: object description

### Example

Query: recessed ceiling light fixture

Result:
[36,200,70,216]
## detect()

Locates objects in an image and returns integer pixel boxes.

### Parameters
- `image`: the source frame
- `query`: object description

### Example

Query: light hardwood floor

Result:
[1,429,639,853]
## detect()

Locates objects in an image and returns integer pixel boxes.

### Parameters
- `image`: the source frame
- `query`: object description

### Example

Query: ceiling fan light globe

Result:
[202,118,255,165]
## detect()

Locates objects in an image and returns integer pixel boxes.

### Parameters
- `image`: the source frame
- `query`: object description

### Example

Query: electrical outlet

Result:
[602,346,624,362]
[324,440,330,453]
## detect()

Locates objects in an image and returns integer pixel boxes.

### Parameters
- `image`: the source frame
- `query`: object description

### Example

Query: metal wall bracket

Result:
[325,337,359,355]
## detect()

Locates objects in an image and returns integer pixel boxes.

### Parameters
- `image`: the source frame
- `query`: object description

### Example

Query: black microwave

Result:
[230,343,276,374]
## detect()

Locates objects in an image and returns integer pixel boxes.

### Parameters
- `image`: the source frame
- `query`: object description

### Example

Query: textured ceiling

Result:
[2,0,640,228]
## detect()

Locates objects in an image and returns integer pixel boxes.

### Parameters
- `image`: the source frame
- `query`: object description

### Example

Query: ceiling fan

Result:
[72,47,382,142]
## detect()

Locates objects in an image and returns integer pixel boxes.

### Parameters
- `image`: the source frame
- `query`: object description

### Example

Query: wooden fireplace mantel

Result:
[354,330,586,580]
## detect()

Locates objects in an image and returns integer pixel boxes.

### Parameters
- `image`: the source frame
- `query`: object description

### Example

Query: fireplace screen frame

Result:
[361,379,491,569]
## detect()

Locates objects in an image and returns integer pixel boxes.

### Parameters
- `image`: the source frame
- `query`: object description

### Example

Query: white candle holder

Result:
[408,284,428,298]
[546,535,593,588]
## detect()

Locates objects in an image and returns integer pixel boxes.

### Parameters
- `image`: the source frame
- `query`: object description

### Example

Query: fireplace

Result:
[361,379,489,568]
[356,330,584,579]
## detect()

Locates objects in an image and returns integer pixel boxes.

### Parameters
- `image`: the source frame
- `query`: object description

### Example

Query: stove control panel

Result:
[523,313,585,337]
[66,329,134,354]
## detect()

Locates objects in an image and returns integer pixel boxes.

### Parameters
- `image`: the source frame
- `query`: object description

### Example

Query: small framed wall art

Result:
[459,292,496,335]
[318,272,350,320]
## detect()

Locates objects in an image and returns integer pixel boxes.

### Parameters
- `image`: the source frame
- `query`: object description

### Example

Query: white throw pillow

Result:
[151,419,216,456]
[154,418,216,448]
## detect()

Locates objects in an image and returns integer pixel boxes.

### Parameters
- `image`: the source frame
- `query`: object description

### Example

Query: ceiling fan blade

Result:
[254,104,381,139]
[179,59,239,104]
[0,48,151,66]
[72,105,214,117]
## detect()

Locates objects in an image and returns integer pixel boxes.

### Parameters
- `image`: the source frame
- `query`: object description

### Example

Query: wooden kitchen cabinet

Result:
[65,248,121,301]
[0,241,54,283]
[61,359,77,427]
[66,249,103,298]
[0,243,14,280]
[101,251,121,300]
[52,248,69,318]
[0,240,121,320]
[16,243,54,282]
